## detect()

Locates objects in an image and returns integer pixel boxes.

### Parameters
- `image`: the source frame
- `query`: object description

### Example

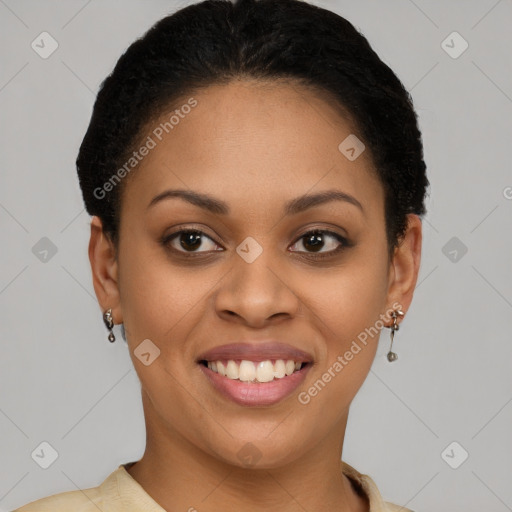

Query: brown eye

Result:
[163,230,221,253]
[289,230,348,257]
[161,227,350,260]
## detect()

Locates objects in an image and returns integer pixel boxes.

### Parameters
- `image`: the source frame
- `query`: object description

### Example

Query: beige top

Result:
[13,461,413,511]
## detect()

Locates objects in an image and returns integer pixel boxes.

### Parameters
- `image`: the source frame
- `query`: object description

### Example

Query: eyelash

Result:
[160,227,351,261]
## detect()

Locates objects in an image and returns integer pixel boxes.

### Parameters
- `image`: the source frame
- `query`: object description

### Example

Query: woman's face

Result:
[92,79,421,468]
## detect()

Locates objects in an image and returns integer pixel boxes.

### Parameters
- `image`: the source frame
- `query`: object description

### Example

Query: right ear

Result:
[88,216,123,324]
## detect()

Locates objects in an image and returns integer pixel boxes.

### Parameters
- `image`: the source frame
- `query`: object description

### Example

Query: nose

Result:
[214,248,301,328]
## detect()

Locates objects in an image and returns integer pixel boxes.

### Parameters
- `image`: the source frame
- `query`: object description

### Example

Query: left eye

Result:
[289,230,347,254]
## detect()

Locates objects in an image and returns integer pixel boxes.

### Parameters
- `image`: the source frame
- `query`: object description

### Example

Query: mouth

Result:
[199,358,309,382]
[196,342,313,406]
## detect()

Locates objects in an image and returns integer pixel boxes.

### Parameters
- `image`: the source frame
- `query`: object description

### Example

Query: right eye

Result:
[161,229,223,255]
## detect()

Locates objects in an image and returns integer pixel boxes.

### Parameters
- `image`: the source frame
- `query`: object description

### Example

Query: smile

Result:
[198,360,312,406]
[201,359,306,383]
[196,341,313,406]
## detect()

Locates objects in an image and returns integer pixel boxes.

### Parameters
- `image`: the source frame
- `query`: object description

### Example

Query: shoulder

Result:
[341,460,414,512]
[11,465,123,512]
[12,486,103,511]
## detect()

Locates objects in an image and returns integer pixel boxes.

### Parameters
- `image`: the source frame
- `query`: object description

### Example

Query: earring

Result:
[386,309,404,362]
[103,308,116,342]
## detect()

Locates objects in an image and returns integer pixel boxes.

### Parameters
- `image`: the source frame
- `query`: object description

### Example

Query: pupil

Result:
[304,232,324,252]
[180,231,202,251]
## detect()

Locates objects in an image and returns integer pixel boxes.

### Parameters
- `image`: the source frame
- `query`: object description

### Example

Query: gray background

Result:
[1,0,511,510]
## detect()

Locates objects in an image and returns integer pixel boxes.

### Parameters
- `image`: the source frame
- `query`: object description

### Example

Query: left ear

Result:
[385,213,423,318]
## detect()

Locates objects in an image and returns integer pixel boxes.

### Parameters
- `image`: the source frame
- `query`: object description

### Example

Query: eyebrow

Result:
[146,188,364,215]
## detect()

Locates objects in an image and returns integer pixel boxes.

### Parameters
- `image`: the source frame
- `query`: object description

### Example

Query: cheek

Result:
[314,243,390,337]
[303,245,390,401]
[118,239,197,339]
[118,241,218,389]
[117,248,204,419]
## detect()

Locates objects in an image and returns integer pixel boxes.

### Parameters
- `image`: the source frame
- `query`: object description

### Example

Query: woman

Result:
[14,0,428,510]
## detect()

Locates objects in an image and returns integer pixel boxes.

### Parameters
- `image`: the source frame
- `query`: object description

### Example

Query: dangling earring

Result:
[386,309,404,362]
[103,308,116,342]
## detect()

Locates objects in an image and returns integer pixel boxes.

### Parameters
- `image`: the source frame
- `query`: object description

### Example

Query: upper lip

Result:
[197,341,313,363]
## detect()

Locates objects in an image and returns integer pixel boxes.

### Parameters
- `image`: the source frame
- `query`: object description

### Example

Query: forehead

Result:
[120,79,383,219]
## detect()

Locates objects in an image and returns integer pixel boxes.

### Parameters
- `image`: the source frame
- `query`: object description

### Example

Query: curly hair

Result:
[76,0,429,255]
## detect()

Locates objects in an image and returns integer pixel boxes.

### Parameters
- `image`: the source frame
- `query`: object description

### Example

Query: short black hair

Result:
[76,0,429,254]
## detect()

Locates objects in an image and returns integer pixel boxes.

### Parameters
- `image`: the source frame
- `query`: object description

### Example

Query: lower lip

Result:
[199,363,311,406]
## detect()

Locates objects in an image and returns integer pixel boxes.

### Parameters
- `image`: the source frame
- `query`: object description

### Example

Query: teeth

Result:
[256,361,274,382]
[217,361,226,376]
[205,359,304,382]
[273,359,286,379]
[226,360,238,379]
[239,360,256,381]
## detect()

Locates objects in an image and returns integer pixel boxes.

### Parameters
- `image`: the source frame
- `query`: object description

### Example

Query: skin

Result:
[89,78,422,512]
